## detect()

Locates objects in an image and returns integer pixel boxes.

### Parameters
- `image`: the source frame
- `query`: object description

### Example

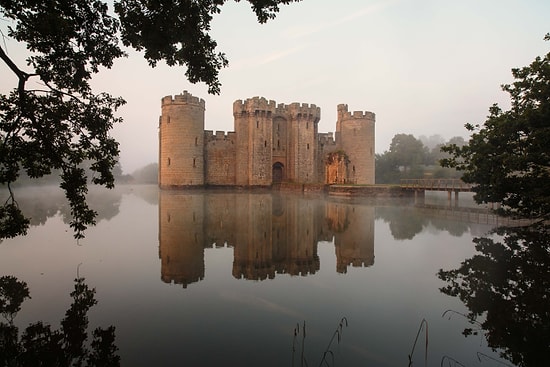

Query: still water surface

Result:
[0,185,512,366]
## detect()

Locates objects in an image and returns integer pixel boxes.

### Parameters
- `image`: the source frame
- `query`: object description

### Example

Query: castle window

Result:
[306,121,309,129]
[277,140,280,149]
[167,157,171,166]
[264,140,267,147]
[307,143,310,150]
[257,120,259,128]
[193,158,196,168]
[195,137,198,146]
[353,165,356,172]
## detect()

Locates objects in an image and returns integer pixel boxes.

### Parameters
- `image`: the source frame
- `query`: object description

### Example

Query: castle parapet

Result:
[275,102,321,122]
[289,102,321,122]
[205,130,236,142]
[318,132,336,146]
[337,104,375,121]
[162,90,205,108]
[233,97,276,116]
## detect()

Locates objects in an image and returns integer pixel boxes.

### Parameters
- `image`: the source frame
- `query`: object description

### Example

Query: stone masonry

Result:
[159,91,375,188]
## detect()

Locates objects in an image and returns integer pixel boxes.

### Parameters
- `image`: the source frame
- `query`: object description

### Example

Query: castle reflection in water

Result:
[159,191,374,287]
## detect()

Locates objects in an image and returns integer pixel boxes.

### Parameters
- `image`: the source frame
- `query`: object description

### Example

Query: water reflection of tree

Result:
[0,276,120,366]
[376,206,470,240]
[376,207,427,240]
[0,186,123,229]
[429,217,469,237]
[438,224,550,367]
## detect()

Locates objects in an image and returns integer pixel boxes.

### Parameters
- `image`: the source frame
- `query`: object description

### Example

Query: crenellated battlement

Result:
[162,90,205,108]
[274,102,321,122]
[233,97,276,116]
[318,132,336,146]
[337,104,375,121]
[204,130,236,143]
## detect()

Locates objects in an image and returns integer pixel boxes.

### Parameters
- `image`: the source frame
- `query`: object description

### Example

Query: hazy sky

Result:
[2,0,549,173]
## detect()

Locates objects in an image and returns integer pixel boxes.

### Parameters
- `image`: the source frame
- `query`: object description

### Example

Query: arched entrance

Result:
[272,162,284,183]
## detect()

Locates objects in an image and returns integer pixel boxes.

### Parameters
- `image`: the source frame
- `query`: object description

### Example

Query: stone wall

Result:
[205,131,236,185]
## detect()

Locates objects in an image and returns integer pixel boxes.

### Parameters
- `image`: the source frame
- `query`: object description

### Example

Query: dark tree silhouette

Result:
[0,276,120,366]
[438,224,550,367]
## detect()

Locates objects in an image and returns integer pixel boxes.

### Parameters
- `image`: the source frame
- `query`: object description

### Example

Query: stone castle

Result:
[158,91,375,188]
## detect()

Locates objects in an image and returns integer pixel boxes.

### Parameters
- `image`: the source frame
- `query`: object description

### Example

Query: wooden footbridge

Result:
[400,179,474,201]
[400,179,473,192]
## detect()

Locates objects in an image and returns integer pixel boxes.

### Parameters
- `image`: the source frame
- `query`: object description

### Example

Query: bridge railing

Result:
[400,179,474,191]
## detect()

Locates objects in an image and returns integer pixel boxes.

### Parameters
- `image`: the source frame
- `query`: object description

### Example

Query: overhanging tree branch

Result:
[0,45,38,97]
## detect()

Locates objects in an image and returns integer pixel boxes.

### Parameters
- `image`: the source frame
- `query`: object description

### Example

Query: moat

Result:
[0,185,519,366]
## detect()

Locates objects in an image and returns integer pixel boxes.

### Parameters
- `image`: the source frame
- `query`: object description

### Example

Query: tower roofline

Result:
[337,104,375,121]
[162,91,205,109]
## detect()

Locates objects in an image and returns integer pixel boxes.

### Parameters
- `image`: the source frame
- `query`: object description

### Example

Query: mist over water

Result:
[1,186,516,366]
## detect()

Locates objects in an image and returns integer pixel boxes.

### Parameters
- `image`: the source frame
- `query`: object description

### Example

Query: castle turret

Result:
[286,103,321,183]
[233,97,276,186]
[159,91,205,187]
[336,104,375,184]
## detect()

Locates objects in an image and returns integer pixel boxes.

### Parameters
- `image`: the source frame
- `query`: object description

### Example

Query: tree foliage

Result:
[0,0,301,239]
[388,133,427,171]
[375,133,463,183]
[130,163,159,184]
[441,35,550,220]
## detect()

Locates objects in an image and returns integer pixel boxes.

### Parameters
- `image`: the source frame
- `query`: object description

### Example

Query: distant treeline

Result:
[128,163,158,184]
[5,161,158,187]
[375,134,466,184]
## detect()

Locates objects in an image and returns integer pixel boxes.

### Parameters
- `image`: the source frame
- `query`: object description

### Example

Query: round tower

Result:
[336,104,376,184]
[159,91,205,187]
